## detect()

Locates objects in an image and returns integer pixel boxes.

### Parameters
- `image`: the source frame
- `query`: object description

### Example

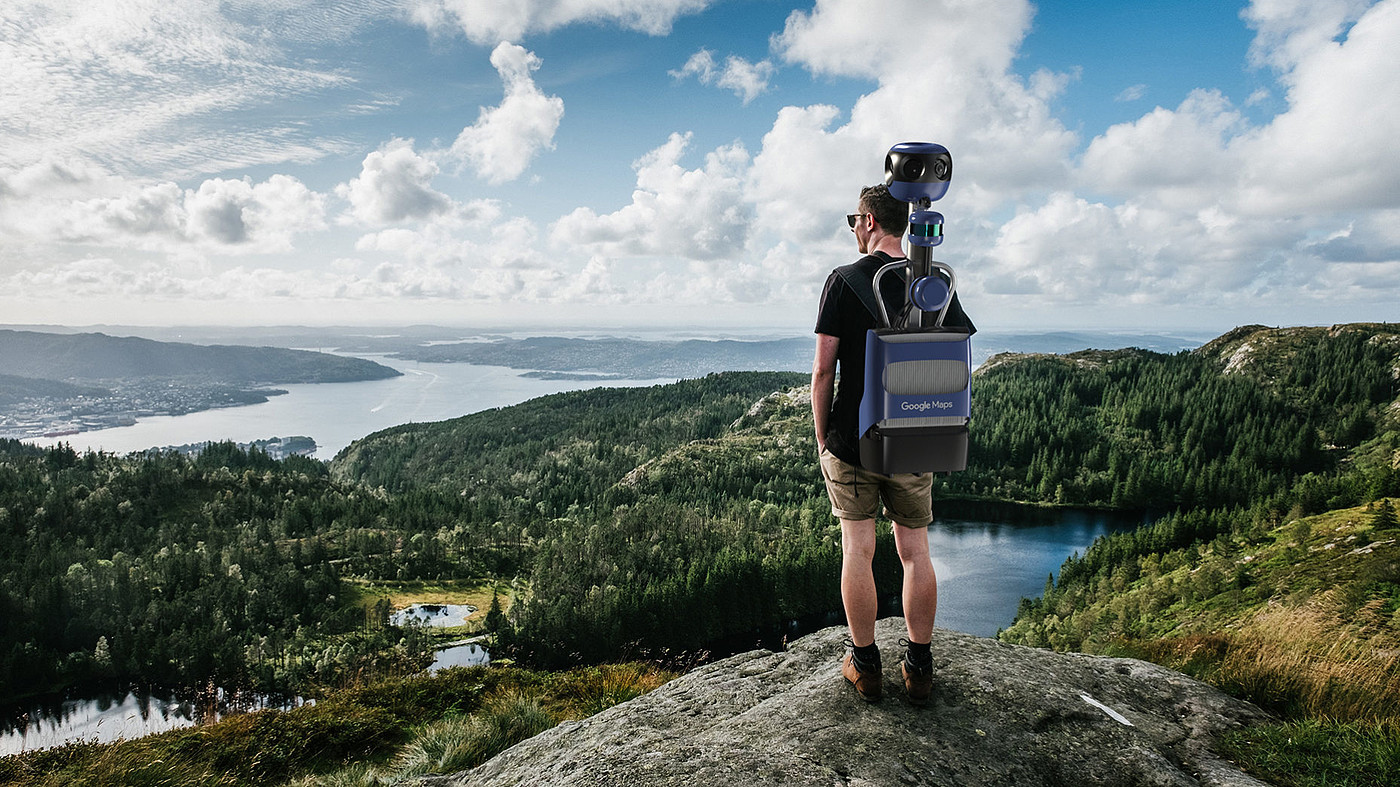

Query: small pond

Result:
[429,641,492,672]
[0,687,306,757]
[390,603,479,628]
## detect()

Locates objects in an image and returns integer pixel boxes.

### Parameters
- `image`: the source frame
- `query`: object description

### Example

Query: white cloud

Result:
[448,42,564,184]
[56,183,189,244]
[0,0,377,179]
[337,139,453,225]
[750,0,1077,239]
[1234,0,1400,213]
[185,175,327,250]
[774,0,1032,80]
[1301,212,1400,262]
[1115,84,1147,102]
[979,193,1292,305]
[1071,0,1400,226]
[349,213,570,302]
[1242,0,1372,75]
[2,251,531,305]
[1079,90,1245,203]
[671,49,776,104]
[551,132,752,261]
[407,0,711,44]
[13,173,327,253]
[355,215,535,270]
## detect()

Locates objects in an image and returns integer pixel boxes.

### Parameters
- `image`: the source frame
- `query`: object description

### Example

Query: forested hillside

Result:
[330,372,806,512]
[5,324,1396,716]
[1003,323,1400,652]
[331,323,1399,669]
[0,441,446,704]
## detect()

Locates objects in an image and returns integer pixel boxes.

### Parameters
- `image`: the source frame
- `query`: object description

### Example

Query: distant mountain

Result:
[0,329,401,383]
[390,336,815,377]
[388,331,1214,377]
[0,324,1217,376]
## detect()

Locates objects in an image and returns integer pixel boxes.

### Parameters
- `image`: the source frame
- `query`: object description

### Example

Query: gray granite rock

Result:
[414,617,1274,787]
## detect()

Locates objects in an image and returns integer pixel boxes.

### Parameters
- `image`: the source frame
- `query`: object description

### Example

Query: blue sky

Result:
[1,0,1396,333]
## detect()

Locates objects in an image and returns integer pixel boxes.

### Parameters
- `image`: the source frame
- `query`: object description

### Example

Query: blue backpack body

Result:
[838,259,971,474]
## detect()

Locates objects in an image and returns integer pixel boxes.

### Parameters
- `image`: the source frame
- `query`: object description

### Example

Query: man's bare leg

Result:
[893,523,937,643]
[840,518,879,646]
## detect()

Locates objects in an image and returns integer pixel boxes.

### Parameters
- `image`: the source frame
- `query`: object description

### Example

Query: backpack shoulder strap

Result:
[836,253,903,328]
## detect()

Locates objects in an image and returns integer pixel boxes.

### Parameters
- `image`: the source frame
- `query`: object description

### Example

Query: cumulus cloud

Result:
[337,139,453,225]
[979,193,1291,305]
[23,174,327,253]
[1233,0,1400,213]
[448,42,564,184]
[407,0,711,44]
[551,132,752,261]
[749,0,1076,239]
[1074,0,1400,220]
[1079,90,1245,203]
[186,176,327,249]
[774,0,1033,81]
[1242,0,1372,75]
[966,0,1399,318]
[671,49,776,104]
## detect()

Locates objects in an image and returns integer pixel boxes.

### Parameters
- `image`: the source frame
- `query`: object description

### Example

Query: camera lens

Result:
[900,157,925,181]
[932,155,950,180]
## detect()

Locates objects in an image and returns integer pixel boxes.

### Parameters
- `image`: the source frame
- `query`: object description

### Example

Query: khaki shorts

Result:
[819,447,933,528]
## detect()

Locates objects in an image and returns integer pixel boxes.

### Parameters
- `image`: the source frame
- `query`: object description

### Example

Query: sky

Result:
[1,0,1397,334]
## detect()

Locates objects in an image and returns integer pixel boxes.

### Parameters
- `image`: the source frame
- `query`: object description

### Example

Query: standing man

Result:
[812,183,974,705]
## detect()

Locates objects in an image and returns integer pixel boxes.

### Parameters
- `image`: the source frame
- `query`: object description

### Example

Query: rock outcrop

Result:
[415,618,1275,787]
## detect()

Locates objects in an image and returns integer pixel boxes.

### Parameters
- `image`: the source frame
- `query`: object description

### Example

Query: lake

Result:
[26,357,677,460]
[927,508,1144,637]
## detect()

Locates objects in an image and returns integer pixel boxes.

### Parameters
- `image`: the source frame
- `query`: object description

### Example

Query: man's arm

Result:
[811,333,839,453]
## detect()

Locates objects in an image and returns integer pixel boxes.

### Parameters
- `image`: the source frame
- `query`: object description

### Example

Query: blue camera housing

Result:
[884,142,951,204]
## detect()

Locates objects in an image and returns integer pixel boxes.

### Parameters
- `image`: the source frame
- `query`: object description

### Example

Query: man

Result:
[812,183,975,705]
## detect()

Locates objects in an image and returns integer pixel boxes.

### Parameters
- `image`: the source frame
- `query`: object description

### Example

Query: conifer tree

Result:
[1372,499,1398,531]
[485,591,506,636]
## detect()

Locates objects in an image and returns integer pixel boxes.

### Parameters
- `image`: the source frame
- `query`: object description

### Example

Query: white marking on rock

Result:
[1079,692,1134,727]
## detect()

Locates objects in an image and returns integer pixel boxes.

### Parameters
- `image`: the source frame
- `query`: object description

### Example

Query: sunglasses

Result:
[846,213,869,229]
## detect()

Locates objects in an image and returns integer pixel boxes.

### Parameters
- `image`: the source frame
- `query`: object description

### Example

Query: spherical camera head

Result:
[884,142,951,204]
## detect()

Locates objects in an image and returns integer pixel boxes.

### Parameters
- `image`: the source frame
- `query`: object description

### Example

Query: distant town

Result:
[0,378,287,441]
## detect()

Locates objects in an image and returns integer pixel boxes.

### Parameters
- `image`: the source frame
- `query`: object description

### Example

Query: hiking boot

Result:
[842,651,882,702]
[901,659,933,706]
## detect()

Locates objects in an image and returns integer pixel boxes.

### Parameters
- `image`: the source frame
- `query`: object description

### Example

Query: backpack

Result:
[836,252,972,474]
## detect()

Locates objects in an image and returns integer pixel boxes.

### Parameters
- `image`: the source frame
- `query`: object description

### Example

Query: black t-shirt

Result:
[814,251,976,467]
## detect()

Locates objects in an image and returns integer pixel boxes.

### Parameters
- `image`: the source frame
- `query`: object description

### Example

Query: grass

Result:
[389,693,555,780]
[1218,719,1400,787]
[1060,501,1400,786]
[1121,595,1400,723]
[0,662,675,787]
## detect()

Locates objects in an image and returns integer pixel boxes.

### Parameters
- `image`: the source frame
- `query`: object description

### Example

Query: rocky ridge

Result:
[415,618,1274,787]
